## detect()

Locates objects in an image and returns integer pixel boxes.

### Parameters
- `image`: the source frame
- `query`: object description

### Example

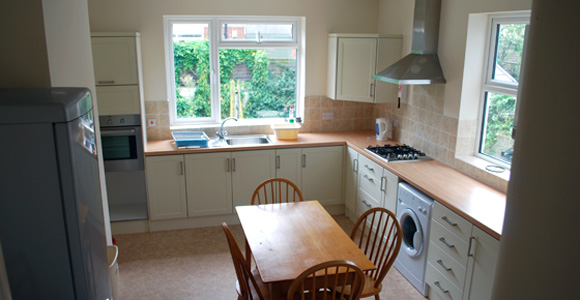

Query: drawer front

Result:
[426,265,463,300]
[358,169,383,200]
[433,202,472,241]
[358,155,382,180]
[427,242,467,290]
[357,188,381,215]
[430,220,470,267]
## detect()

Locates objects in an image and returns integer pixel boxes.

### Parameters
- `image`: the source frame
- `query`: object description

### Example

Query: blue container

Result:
[172,131,209,148]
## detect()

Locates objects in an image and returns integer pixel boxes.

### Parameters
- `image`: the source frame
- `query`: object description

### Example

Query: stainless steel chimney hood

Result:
[374,0,446,85]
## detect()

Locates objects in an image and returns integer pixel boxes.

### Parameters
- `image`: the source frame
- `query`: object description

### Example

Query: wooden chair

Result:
[251,178,304,205]
[287,260,365,300]
[346,208,402,300]
[222,222,271,300]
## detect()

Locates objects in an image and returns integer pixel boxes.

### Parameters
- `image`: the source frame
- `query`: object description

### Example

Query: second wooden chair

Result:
[251,178,304,205]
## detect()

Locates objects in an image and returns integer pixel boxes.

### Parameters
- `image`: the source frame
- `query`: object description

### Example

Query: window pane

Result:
[491,23,526,84]
[218,48,297,119]
[221,23,294,41]
[172,23,211,119]
[480,92,516,163]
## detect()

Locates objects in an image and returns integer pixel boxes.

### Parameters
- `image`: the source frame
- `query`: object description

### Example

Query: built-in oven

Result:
[100,114,148,221]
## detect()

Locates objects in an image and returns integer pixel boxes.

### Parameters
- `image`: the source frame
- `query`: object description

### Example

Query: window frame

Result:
[476,13,529,168]
[163,15,304,127]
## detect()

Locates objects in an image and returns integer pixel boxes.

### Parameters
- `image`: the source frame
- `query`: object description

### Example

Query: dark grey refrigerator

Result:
[0,88,112,299]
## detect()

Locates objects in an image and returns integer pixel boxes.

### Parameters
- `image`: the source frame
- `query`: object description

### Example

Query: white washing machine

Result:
[394,182,434,297]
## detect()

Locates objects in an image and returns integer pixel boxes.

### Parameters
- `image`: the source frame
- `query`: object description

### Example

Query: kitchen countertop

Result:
[146,130,506,239]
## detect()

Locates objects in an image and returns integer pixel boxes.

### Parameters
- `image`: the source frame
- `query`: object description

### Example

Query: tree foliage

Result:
[173,40,296,120]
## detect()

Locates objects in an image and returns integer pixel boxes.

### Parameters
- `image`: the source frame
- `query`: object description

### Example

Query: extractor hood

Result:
[374,0,446,85]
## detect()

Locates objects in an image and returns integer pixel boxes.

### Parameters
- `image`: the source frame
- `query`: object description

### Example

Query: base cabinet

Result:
[353,154,399,218]
[344,147,359,213]
[231,150,276,207]
[426,202,500,300]
[145,155,187,220]
[300,146,344,206]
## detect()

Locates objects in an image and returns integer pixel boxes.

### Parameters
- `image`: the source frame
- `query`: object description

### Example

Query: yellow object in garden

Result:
[229,80,243,119]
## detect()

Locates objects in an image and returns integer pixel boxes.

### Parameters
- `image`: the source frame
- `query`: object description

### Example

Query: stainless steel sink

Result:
[208,135,272,147]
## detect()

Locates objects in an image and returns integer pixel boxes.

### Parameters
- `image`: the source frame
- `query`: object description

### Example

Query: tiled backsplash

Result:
[144,88,507,192]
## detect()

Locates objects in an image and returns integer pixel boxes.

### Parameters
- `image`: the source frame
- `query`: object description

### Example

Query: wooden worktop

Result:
[146,130,506,239]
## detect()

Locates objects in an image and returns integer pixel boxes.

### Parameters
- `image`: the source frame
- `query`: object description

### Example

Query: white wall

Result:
[377,0,532,118]
[87,0,380,101]
[492,0,580,298]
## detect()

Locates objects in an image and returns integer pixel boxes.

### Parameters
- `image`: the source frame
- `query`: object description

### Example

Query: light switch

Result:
[148,119,157,127]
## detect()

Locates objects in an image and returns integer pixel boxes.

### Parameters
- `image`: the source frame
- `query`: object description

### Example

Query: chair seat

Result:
[336,273,382,298]
[236,268,271,300]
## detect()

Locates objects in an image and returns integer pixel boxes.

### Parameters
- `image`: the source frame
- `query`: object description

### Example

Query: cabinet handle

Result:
[353,158,358,173]
[232,158,236,172]
[98,80,115,84]
[380,176,386,192]
[434,281,449,294]
[179,161,184,175]
[436,259,452,271]
[439,237,455,248]
[226,158,230,172]
[362,200,372,208]
[276,155,281,169]
[364,164,374,171]
[442,216,458,227]
[363,174,374,182]
[370,83,374,97]
[302,154,306,168]
[468,236,477,257]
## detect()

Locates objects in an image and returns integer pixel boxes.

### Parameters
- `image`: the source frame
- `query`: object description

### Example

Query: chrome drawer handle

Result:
[97,80,115,84]
[442,216,458,226]
[437,259,452,271]
[439,237,455,248]
[364,164,374,171]
[362,200,372,208]
[363,174,374,182]
[434,281,449,294]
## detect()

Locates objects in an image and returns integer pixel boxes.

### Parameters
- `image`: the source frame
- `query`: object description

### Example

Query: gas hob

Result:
[365,144,431,162]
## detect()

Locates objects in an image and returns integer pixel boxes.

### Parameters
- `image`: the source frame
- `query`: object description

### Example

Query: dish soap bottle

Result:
[288,106,295,123]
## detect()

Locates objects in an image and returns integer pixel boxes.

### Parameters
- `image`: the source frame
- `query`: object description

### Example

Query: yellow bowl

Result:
[271,123,301,140]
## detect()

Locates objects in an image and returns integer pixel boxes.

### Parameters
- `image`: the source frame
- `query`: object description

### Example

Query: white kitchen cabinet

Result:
[145,155,187,220]
[356,155,383,215]
[382,168,399,213]
[275,148,303,189]
[91,33,144,117]
[462,227,500,300]
[344,147,359,214]
[300,146,344,206]
[426,201,500,300]
[327,33,402,103]
[184,152,232,217]
[231,150,276,207]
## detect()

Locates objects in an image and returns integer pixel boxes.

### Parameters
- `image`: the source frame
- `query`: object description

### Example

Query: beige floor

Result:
[114,215,427,300]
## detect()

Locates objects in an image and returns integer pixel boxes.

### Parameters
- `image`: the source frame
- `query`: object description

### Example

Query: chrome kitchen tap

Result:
[216,117,238,139]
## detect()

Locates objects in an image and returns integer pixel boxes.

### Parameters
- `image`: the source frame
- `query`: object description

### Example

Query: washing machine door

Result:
[399,208,424,257]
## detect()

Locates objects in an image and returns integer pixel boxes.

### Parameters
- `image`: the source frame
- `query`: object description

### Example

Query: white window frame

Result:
[164,15,304,127]
[476,13,529,168]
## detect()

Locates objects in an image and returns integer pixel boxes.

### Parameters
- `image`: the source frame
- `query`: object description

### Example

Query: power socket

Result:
[322,112,334,120]
[148,119,157,127]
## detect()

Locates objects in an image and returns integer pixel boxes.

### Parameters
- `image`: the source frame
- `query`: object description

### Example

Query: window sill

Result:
[456,155,511,183]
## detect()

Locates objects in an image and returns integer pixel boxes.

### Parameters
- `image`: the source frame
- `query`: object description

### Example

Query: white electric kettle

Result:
[376,118,391,141]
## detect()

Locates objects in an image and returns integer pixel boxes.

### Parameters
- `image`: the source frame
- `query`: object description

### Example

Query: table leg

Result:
[269,282,281,300]
[245,238,252,268]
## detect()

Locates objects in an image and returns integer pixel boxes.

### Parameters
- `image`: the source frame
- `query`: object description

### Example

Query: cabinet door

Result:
[382,168,399,213]
[336,38,377,102]
[185,152,232,216]
[374,36,403,103]
[344,147,358,213]
[145,155,187,220]
[301,146,344,206]
[463,227,500,300]
[96,85,140,116]
[231,150,276,207]
[275,148,302,189]
[91,36,138,85]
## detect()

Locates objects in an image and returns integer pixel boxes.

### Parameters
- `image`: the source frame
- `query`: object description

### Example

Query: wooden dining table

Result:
[235,200,375,300]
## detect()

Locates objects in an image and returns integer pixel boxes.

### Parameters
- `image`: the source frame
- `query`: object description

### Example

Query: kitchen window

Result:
[477,15,528,167]
[163,16,305,126]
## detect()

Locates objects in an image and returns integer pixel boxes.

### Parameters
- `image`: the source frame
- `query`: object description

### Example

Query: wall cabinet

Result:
[425,202,500,300]
[91,33,144,116]
[327,33,402,103]
[145,155,187,220]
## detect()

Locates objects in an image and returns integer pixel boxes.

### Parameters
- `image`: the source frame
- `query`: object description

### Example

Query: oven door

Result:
[100,126,144,172]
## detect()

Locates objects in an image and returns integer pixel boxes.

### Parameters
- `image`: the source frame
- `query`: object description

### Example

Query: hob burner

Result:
[365,144,431,162]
